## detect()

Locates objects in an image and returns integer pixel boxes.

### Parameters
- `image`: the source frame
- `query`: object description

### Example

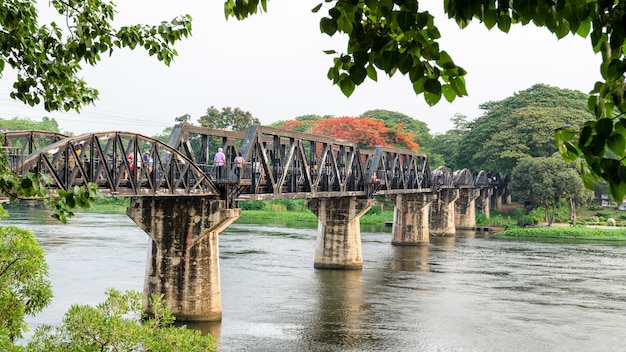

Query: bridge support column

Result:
[477,188,493,218]
[455,189,480,229]
[126,196,240,322]
[390,193,436,245]
[491,187,503,211]
[306,197,373,270]
[430,189,459,236]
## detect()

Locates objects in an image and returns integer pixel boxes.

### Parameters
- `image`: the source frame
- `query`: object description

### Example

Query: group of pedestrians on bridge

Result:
[213,148,245,180]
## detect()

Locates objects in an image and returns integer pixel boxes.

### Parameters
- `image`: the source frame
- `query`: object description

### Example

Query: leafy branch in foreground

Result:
[1,0,192,112]
[0,226,52,346]
[225,0,626,201]
[26,289,217,352]
[0,154,99,223]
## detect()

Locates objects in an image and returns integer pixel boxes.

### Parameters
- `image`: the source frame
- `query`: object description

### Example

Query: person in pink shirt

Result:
[214,147,226,179]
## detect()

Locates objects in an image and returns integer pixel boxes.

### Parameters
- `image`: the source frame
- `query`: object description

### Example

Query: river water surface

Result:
[6,208,626,352]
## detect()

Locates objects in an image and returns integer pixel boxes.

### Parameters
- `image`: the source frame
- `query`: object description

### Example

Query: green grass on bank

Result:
[496,226,626,240]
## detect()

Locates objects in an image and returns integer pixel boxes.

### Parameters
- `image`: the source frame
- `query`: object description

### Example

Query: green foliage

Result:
[365,205,381,215]
[511,156,592,224]
[48,184,99,223]
[0,117,60,133]
[0,226,52,344]
[497,227,626,240]
[27,289,217,352]
[238,200,266,211]
[517,215,538,227]
[456,85,593,175]
[1,0,191,112]
[198,106,260,132]
[430,113,470,170]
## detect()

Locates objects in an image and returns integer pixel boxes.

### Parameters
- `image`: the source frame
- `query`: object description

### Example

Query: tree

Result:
[360,109,433,151]
[430,113,470,170]
[453,85,593,175]
[1,1,191,112]
[270,114,326,133]
[311,116,418,150]
[510,156,592,225]
[198,106,260,132]
[225,0,626,201]
[0,226,52,346]
[27,289,217,351]
[0,117,61,133]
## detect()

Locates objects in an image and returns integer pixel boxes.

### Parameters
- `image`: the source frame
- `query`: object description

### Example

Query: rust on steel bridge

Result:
[2,125,507,207]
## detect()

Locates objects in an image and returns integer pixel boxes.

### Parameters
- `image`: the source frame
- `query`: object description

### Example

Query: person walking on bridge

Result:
[234,152,245,179]
[214,147,226,180]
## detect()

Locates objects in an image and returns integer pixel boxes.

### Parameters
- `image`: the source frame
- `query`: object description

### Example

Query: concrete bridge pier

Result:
[491,187,503,211]
[455,189,479,229]
[126,196,240,322]
[389,193,436,245]
[476,188,493,218]
[306,197,374,270]
[430,189,459,236]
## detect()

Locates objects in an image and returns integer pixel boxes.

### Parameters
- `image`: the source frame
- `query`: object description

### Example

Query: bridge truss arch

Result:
[453,168,475,188]
[15,132,219,197]
[431,166,454,190]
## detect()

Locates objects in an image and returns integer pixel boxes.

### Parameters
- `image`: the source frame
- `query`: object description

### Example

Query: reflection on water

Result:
[5,208,626,352]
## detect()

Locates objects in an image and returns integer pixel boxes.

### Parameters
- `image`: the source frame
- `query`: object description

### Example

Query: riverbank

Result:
[496,226,626,240]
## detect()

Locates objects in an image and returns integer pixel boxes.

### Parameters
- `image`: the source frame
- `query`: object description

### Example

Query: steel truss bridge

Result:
[1,125,508,206]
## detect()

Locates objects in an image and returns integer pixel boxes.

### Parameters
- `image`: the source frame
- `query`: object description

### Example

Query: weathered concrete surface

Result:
[306,197,373,270]
[430,189,459,236]
[455,189,479,229]
[491,186,504,211]
[390,193,436,245]
[126,196,240,322]
[476,188,493,219]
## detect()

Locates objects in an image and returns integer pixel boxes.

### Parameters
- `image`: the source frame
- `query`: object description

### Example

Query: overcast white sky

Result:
[0,1,603,137]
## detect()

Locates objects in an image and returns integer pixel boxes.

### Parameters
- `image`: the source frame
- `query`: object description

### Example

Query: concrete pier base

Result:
[390,193,436,245]
[306,197,373,270]
[126,196,240,322]
[455,189,479,229]
[430,189,459,236]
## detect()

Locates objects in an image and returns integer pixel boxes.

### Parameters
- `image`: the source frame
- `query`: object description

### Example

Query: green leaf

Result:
[607,133,626,156]
[424,91,442,106]
[483,9,497,29]
[366,64,378,81]
[590,135,606,156]
[423,78,441,95]
[441,84,456,102]
[311,3,323,13]
[596,118,613,138]
[338,75,355,96]
[497,13,511,33]
[320,17,337,35]
[349,65,367,84]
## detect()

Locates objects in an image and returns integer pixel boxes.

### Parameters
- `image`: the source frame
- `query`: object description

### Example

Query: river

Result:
[5,208,626,352]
